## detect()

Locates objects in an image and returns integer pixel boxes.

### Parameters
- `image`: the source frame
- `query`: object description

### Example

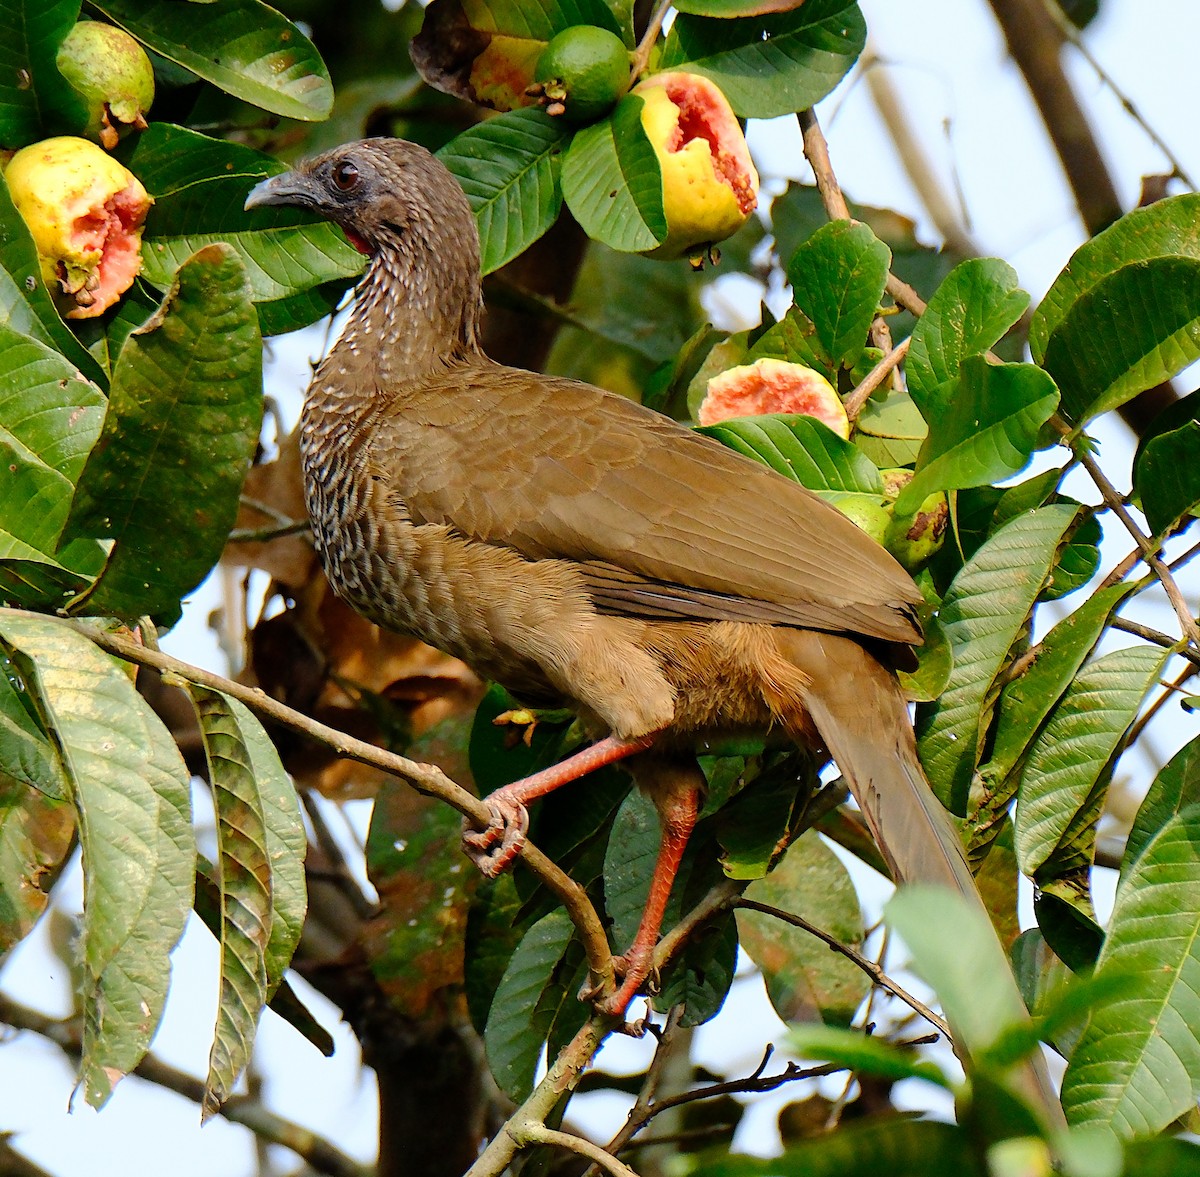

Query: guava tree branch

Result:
[40,613,616,994]
[0,995,369,1177]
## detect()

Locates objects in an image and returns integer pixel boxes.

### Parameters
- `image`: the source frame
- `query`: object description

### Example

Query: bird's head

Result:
[244,138,478,264]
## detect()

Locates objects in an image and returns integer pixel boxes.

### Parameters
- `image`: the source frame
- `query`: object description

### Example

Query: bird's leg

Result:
[597,762,703,1017]
[462,733,657,876]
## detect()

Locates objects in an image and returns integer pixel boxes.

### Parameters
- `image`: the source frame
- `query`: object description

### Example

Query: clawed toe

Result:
[462,796,530,877]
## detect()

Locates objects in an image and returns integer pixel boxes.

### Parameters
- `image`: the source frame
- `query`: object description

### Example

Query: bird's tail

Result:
[775,628,1064,1128]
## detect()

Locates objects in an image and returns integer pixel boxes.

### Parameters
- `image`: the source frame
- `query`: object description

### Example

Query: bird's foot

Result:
[588,947,659,1017]
[462,795,530,877]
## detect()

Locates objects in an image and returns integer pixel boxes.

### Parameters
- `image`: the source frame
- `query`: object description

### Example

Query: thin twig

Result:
[521,1125,641,1177]
[228,520,311,543]
[1064,434,1200,651]
[630,0,671,77]
[736,899,951,1039]
[20,611,616,994]
[1127,663,1199,746]
[0,996,369,1177]
[845,336,911,422]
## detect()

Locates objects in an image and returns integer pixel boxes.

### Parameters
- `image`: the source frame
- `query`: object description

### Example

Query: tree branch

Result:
[0,995,369,1177]
[28,612,617,996]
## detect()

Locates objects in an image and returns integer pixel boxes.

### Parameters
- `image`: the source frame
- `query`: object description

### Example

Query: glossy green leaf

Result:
[65,245,262,619]
[788,220,890,370]
[699,415,882,493]
[1016,645,1168,880]
[464,873,524,1034]
[132,124,364,305]
[483,908,574,1101]
[1043,510,1102,601]
[0,325,107,609]
[1061,804,1200,1139]
[745,306,832,376]
[1135,420,1200,536]
[673,0,809,12]
[907,258,1029,420]
[857,388,927,447]
[661,0,866,119]
[0,770,73,954]
[438,108,570,276]
[737,830,868,1026]
[561,95,665,253]
[603,788,663,953]
[0,171,107,384]
[898,609,953,703]
[887,885,1029,1056]
[787,1023,953,1087]
[654,910,737,1027]
[897,359,1059,515]
[0,652,68,800]
[687,1118,978,1177]
[190,687,273,1119]
[916,504,1078,812]
[1032,194,1200,424]
[0,0,87,147]
[90,0,333,121]
[0,613,193,1107]
[1125,734,1200,872]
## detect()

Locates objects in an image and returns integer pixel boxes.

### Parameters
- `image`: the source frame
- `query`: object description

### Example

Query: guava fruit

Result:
[879,467,949,570]
[699,358,850,438]
[633,72,759,260]
[833,496,892,545]
[531,26,630,123]
[57,21,154,150]
[6,137,151,319]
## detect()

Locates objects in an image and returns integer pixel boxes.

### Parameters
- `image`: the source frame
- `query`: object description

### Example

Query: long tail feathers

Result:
[782,629,1065,1129]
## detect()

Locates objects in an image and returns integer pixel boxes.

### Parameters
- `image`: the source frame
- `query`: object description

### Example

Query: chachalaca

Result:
[243,140,996,1020]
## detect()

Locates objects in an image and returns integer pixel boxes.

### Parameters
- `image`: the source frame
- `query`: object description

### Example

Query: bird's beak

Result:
[244,170,316,212]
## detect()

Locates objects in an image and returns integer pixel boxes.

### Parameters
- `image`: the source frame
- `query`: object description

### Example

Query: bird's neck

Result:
[316,234,485,409]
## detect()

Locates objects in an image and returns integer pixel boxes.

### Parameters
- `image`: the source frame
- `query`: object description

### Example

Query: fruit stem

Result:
[631,0,672,79]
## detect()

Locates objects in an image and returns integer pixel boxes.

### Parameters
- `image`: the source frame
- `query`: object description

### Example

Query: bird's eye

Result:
[331,161,359,192]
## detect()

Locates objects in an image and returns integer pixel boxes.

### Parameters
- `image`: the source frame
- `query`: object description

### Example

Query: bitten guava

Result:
[57,21,154,150]
[879,467,949,570]
[633,72,759,260]
[531,26,629,123]
[699,358,850,438]
[6,137,151,319]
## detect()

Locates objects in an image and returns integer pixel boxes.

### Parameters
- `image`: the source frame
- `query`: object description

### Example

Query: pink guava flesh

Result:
[700,359,849,437]
[659,77,757,216]
[64,182,147,317]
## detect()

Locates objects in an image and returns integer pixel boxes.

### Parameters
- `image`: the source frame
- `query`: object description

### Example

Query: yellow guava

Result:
[6,136,151,319]
[699,358,849,438]
[633,71,759,260]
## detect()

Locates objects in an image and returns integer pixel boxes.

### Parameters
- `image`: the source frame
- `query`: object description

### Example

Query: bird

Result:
[243,139,986,1021]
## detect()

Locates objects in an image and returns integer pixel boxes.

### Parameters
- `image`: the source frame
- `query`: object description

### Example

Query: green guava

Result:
[57,21,154,150]
[532,26,630,124]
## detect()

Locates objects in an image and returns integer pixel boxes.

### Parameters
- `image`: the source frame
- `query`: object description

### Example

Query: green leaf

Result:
[907,258,1029,420]
[1061,804,1200,1139]
[1031,194,1200,424]
[1135,420,1200,536]
[438,108,570,276]
[0,613,193,1107]
[654,910,737,1027]
[0,770,73,954]
[788,220,890,370]
[737,830,868,1026]
[687,1118,978,1177]
[132,124,364,305]
[0,650,68,799]
[483,909,575,1101]
[603,788,663,952]
[887,885,1029,1056]
[787,1023,953,1088]
[699,415,882,492]
[65,244,262,619]
[661,0,866,119]
[0,171,107,384]
[90,0,333,121]
[857,388,927,449]
[972,582,1134,853]
[190,686,273,1119]
[674,0,811,14]
[1125,734,1200,872]
[561,95,665,253]
[0,325,107,609]
[895,358,1060,515]
[915,504,1078,812]
[1015,644,1169,880]
[0,0,82,148]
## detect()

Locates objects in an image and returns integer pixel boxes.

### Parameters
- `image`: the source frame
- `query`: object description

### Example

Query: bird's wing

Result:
[371,361,922,645]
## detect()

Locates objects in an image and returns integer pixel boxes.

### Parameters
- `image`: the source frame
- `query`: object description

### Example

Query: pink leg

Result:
[598,778,702,1016]
[463,734,656,877]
